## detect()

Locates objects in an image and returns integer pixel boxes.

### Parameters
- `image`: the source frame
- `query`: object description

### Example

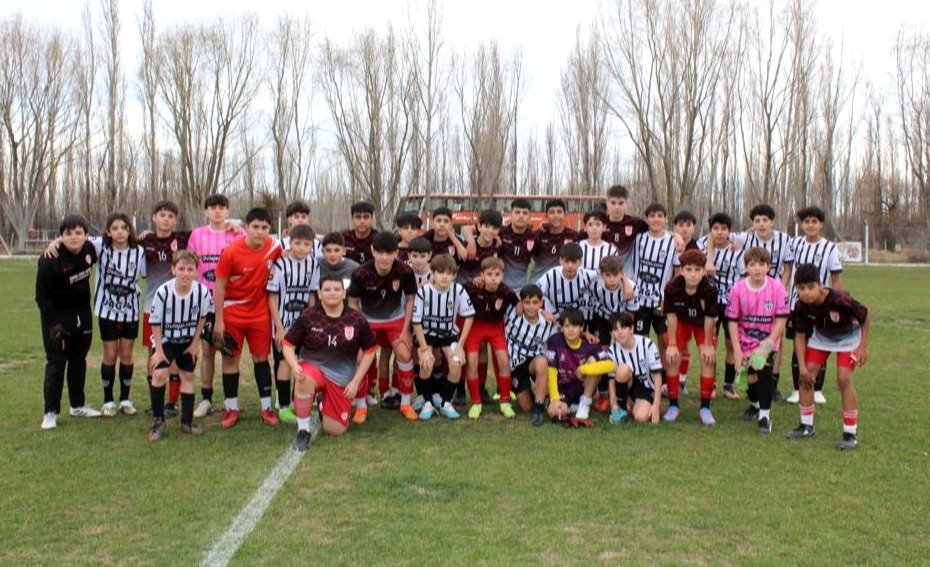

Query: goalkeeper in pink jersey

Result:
[725,247,789,435]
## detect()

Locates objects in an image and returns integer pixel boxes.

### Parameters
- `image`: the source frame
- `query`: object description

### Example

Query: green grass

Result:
[1,260,929,564]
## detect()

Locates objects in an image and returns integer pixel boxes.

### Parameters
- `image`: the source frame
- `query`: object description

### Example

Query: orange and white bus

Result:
[395,194,603,231]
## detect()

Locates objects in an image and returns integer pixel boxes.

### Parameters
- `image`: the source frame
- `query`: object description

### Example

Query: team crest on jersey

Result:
[127,262,137,273]
[829,311,840,323]
[658,249,668,261]
[814,253,823,263]
[341,411,349,421]
[526,239,535,251]
[170,240,178,252]
[85,254,92,264]
[495,299,503,311]
[764,300,774,311]
[625,226,633,236]
[344,326,354,340]
[448,245,455,255]
[392,279,400,292]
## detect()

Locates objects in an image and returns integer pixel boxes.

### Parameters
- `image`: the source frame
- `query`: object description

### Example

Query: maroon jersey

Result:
[397,246,410,264]
[142,231,191,310]
[340,229,378,264]
[499,225,535,288]
[530,227,579,282]
[284,305,376,387]
[465,282,517,322]
[662,275,719,326]
[458,239,501,283]
[347,259,417,323]
[792,289,868,342]
[422,229,463,259]
[603,215,648,259]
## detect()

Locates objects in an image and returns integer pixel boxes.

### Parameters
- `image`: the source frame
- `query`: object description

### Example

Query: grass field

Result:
[2,260,929,565]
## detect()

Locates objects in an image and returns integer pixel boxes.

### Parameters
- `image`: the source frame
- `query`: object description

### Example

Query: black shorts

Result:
[715,315,732,340]
[630,379,655,402]
[425,334,456,348]
[634,306,666,336]
[151,340,197,372]
[587,316,612,346]
[511,360,533,393]
[99,318,139,341]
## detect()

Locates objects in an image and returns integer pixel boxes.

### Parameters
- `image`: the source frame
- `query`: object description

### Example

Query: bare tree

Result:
[138,0,161,201]
[894,27,930,227]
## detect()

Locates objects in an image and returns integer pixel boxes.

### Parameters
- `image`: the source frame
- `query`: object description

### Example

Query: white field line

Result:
[200,447,304,567]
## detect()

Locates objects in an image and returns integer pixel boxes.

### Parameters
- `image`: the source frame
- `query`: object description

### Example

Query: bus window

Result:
[401,196,424,212]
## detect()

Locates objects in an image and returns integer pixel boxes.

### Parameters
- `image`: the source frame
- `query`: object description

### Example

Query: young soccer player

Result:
[341,201,379,265]
[538,243,596,318]
[37,215,101,429]
[661,249,719,425]
[412,254,474,420]
[407,237,433,288]
[280,200,323,260]
[213,207,283,429]
[673,210,700,251]
[187,194,245,418]
[530,198,579,284]
[395,211,423,263]
[422,206,470,260]
[347,232,419,420]
[579,209,619,272]
[268,224,320,424]
[147,251,213,440]
[282,275,379,451]
[786,264,870,449]
[607,312,664,424]
[459,209,503,283]
[602,185,648,269]
[318,232,360,286]
[464,257,518,418]
[726,247,789,434]
[542,308,615,426]
[586,255,635,410]
[505,284,556,426]
[786,206,843,405]
[499,198,536,291]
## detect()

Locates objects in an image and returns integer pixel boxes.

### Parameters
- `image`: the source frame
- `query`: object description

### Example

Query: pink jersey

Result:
[725,276,789,353]
[187,225,243,292]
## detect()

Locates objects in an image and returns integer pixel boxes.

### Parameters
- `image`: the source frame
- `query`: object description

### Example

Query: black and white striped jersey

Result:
[587,277,636,320]
[412,282,475,338]
[630,232,678,309]
[788,237,842,308]
[149,279,213,346]
[537,266,597,316]
[579,240,619,272]
[606,335,663,391]
[697,237,746,306]
[414,269,433,288]
[91,237,147,323]
[267,255,320,330]
[505,307,556,368]
[733,230,794,278]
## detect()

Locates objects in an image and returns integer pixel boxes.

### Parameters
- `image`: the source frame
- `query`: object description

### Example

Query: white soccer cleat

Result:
[69,406,102,418]
[119,400,137,415]
[786,390,800,404]
[101,402,118,417]
[193,400,213,418]
[814,391,827,405]
[41,412,58,430]
[575,404,591,421]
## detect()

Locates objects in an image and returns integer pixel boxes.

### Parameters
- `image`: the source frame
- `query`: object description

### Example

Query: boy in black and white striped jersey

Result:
[586,255,636,410]
[607,312,665,424]
[506,285,557,426]
[537,243,597,318]
[579,209,619,273]
[147,250,213,441]
[629,203,679,361]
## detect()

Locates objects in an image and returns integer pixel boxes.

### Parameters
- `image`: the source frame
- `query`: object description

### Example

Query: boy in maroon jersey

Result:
[340,201,379,265]
[282,275,379,450]
[602,185,648,267]
[661,249,719,425]
[395,211,423,264]
[422,206,471,260]
[347,232,419,421]
[499,198,536,291]
[530,198,579,284]
[786,264,870,449]
[464,257,518,419]
[459,209,503,284]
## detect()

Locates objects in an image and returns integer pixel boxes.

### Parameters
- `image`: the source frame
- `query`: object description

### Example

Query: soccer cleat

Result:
[260,408,280,427]
[220,409,240,429]
[757,416,772,434]
[663,405,680,422]
[292,429,314,452]
[595,396,610,412]
[366,394,378,406]
[492,392,501,401]
[163,402,178,418]
[101,402,118,417]
[119,400,138,416]
[500,402,516,418]
[278,406,297,425]
[468,404,483,420]
[411,396,425,412]
[786,390,800,404]
[786,423,815,439]
[741,406,760,421]
[41,412,58,430]
[193,400,213,418]
[699,407,716,426]
[351,407,368,425]
[440,402,460,420]
[723,384,740,400]
[838,432,858,450]
[609,408,628,424]
[431,393,444,409]
[400,405,419,421]
[147,419,166,442]
[180,422,205,436]
[532,405,547,426]
[814,391,827,405]
[566,417,595,428]
[380,392,401,410]
[772,389,785,403]
[419,402,436,421]
[69,405,102,418]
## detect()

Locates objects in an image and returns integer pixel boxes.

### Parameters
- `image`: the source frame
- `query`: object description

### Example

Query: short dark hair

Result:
[151,200,179,217]
[245,207,274,225]
[749,204,776,221]
[511,198,532,211]
[372,231,399,252]
[559,242,583,262]
[673,210,697,225]
[644,203,667,217]
[285,200,311,218]
[321,232,344,248]
[606,185,629,200]
[481,257,505,272]
[583,209,608,225]
[744,246,772,267]
[395,212,423,230]
[204,194,229,209]
[350,201,375,216]
[289,224,315,242]
[408,236,431,255]
[599,255,623,274]
[59,214,89,236]
[610,311,635,330]
[432,206,452,219]
[478,209,503,228]
[319,273,346,288]
[708,212,733,230]
[558,308,585,327]
[678,249,706,268]
[796,206,825,223]
[430,254,458,274]
[519,284,543,300]
[793,263,820,286]
[545,198,566,213]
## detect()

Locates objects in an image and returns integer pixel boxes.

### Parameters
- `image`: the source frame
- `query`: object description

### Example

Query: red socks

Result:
[496,375,512,403]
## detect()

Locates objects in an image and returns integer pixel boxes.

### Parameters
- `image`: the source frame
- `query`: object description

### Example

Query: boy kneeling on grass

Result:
[606,312,664,424]
[786,264,870,450]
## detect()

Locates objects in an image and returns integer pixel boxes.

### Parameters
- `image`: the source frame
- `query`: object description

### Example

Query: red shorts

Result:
[674,321,715,349]
[298,361,351,428]
[370,318,407,349]
[805,348,857,370]
[142,313,154,349]
[225,316,272,358]
[464,319,507,353]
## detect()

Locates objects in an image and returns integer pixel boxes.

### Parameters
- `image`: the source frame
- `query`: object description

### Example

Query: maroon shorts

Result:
[464,319,507,353]
[299,361,351,427]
